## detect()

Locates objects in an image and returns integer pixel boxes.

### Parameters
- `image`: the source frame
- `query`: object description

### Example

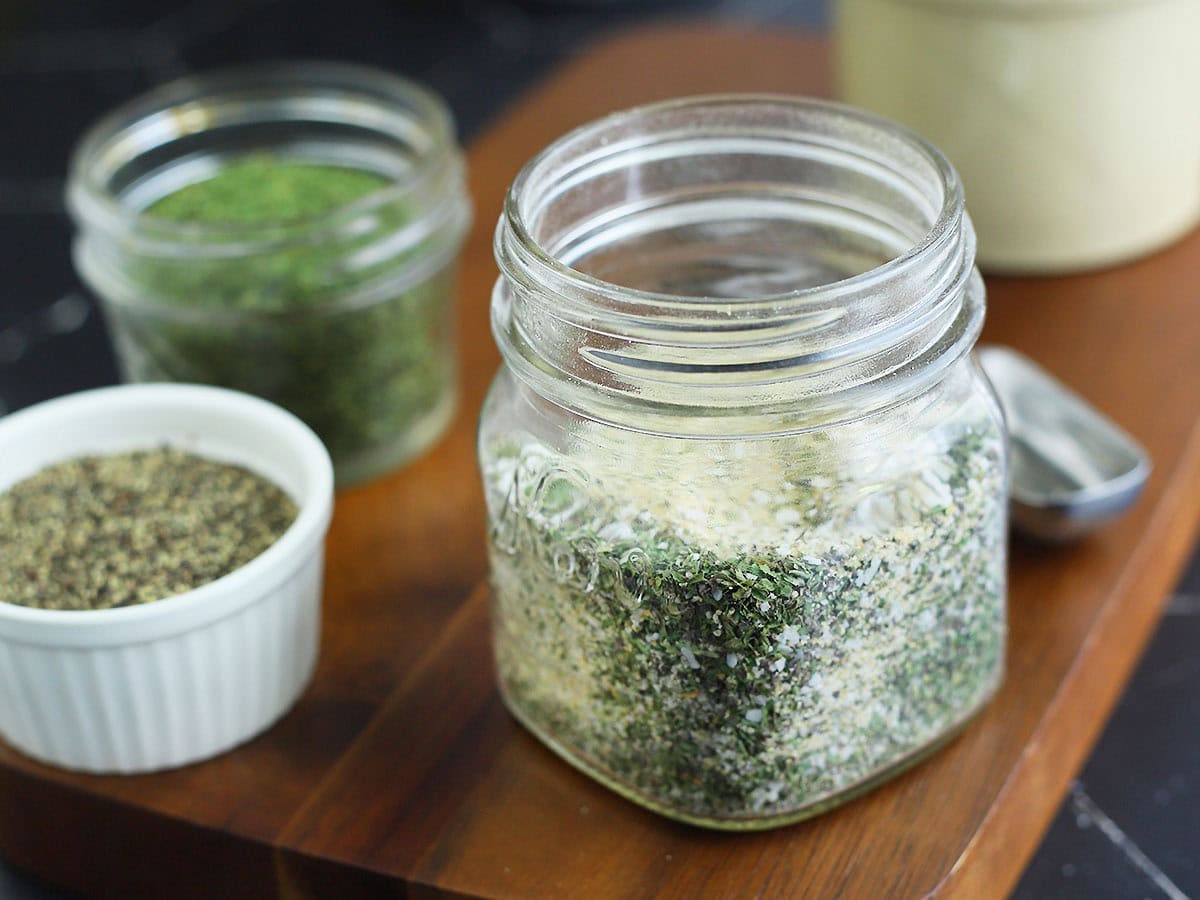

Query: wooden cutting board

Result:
[2,24,1198,900]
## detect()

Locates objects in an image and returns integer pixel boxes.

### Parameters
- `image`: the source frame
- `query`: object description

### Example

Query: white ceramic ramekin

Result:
[0,384,333,773]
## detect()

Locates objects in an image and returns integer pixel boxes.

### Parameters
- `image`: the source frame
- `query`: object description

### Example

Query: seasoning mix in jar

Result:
[479,97,1008,829]
[67,63,472,486]
[836,0,1200,273]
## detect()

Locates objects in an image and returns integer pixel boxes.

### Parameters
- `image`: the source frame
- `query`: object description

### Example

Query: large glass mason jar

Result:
[478,97,1008,829]
[68,64,471,487]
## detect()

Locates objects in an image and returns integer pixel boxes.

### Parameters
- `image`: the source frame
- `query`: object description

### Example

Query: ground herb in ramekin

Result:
[0,448,297,611]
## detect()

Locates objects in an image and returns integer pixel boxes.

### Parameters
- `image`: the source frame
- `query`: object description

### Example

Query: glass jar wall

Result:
[479,97,1008,829]
[67,64,471,486]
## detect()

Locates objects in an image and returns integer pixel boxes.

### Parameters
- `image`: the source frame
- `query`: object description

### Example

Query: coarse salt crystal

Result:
[774,508,802,526]
[778,625,801,647]
[597,520,636,542]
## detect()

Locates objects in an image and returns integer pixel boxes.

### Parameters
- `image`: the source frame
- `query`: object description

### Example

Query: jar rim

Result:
[66,61,462,251]
[493,94,984,434]
[502,94,964,311]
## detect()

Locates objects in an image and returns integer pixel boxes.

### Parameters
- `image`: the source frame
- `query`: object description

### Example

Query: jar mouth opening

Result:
[492,95,982,433]
[67,61,461,252]
[502,95,964,313]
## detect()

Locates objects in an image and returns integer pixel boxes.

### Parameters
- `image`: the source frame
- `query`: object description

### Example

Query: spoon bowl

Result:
[978,345,1151,542]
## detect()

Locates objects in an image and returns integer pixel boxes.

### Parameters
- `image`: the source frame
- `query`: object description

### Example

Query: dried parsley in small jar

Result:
[67,64,471,486]
[479,97,1008,830]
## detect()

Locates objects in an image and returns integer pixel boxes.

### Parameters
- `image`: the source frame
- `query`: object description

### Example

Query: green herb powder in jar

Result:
[0,448,297,611]
[110,154,458,485]
[148,157,386,224]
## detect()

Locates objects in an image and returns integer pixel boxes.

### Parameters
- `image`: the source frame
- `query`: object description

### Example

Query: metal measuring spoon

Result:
[977,345,1152,542]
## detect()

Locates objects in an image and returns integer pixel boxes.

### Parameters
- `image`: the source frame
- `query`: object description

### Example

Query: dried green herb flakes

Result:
[114,157,456,479]
[484,429,1006,824]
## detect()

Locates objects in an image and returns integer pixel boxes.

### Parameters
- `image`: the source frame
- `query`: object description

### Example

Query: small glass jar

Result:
[478,97,1008,829]
[67,63,471,486]
[836,0,1200,273]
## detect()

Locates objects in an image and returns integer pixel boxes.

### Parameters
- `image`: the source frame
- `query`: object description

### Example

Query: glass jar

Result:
[478,97,1008,829]
[836,0,1200,273]
[67,63,471,487]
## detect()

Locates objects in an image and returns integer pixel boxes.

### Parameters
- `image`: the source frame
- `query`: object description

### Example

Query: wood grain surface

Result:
[1,24,1198,899]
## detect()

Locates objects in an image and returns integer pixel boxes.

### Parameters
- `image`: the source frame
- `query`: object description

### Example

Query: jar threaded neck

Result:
[493,95,982,436]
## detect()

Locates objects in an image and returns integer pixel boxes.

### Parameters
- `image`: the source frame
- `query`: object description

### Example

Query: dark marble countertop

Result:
[0,2,1196,897]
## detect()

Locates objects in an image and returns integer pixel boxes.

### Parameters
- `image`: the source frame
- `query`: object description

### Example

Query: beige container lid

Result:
[868,0,1174,14]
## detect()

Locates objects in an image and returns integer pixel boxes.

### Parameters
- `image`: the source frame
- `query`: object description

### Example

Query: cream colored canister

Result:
[836,0,1200,273]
